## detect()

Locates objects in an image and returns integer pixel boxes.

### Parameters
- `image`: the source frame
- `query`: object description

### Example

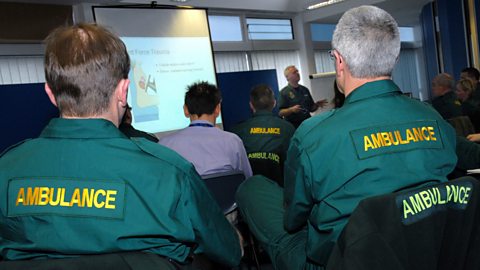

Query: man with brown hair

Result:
[431,73,463,119]
[0,23,241,268]
[231,84,294,186]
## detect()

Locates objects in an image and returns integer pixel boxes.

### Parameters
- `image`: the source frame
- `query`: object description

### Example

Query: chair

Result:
[447,116,475,137]
[327,176,480,270]
[0,252,177,270]
[248,153,284,187]
[202,170,246,214]
[202,171,263,269]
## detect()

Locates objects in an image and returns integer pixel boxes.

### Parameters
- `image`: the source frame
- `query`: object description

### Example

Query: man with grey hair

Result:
[431,73,463,119]
[236,5,456,270]
[278,65,327,128]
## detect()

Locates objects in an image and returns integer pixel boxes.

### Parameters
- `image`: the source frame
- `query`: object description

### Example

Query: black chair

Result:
[327,177,480,270]
[0,252,177,270]
[447,116,475,137]
[248,153,284,187]
[202,171,263,269]
[202,170,246,214]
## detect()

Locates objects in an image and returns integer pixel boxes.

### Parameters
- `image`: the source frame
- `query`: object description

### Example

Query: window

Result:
[310,24,335,42]
[214,50,300,89]
[399,27,415,42]
[314,50,335,74]
[0,56,44,84]
[251,50,300,88]
[246,18,293,40]
[208,15,243,42]
[214,51,249,73]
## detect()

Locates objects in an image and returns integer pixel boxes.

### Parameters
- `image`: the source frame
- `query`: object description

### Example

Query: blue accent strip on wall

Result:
[437,0,469,78]
[421,2,439,99]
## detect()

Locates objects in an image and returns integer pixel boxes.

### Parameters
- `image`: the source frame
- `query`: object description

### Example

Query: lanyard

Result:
[189,123,214,128]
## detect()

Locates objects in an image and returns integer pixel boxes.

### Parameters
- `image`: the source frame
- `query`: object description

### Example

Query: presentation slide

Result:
[94,7,220,134]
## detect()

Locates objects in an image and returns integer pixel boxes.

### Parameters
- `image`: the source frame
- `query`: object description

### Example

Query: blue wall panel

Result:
[0,83,59,153]
[217,69,278,131]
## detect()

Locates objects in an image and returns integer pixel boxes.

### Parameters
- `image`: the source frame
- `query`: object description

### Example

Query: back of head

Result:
[461,67,480,81]
[332,5,400,78]
[44,23,130,117]
[457,78,474,95]
[433,73,454,89]
[250,84,275,111]
[185,81,221,116]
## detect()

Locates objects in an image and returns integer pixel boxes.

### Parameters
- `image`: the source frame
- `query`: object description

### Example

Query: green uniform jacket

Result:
[283,80,457,266]
[278,85,315,128]
[431,91,463,119]
[231,110,295,159]
[231,111,295,184]
[0,119,241,266]
[456,136,480,170]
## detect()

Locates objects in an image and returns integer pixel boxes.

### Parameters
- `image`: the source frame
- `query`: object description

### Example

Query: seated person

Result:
[0,23,242,268]
[119,103,159,142]
[236,6,457,270]
[468,133,480,142]
[332,80,345,108]
[456,79,480,132]
[461,67,480,103]
[431,73,463,119]
[231,84,295,186]
[456,136,480,171]
[159,81,252,178]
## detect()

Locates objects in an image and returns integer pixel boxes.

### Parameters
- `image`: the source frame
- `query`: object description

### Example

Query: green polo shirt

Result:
[284,80,457,265]
[431,91,463,119]
[0,118,241,266]
[278,84,315,128]
[231,111,295,184]
[231,110,295,158]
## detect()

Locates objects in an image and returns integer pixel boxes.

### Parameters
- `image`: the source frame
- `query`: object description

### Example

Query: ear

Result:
[214,103,221,116]
[44,83,58,107]
[183,104,190,118]
[273,99,277,109]
[249,101,255,112]
[115,78,129,107]
[334,50,344,71]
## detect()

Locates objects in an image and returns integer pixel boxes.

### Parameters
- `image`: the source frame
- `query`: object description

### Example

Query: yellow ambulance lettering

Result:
[249,127,281,135]
[402,185,470,219]
[364,126,438,152]
[15,187,117,210]
[248,152,280,163]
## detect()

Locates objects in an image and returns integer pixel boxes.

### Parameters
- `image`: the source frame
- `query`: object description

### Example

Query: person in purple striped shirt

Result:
[159,81,252,178]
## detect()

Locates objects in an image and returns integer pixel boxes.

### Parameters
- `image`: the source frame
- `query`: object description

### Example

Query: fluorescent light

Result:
[307,0,346,10]
[170,0,190,2]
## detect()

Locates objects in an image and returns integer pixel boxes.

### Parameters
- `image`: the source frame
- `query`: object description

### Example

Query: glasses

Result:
[328,49,336,60]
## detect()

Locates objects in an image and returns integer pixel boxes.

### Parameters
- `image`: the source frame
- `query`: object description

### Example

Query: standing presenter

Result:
[278,65,327,128]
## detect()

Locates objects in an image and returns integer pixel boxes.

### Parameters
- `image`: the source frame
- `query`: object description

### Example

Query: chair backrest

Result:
[202,170,246,214]
[327,177,480,270]
[447,116,475,137]
[0,252,176,270]
[248,155,284,187]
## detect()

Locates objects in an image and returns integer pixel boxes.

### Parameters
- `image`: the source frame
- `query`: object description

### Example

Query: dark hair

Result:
[44,23,130,116]
[333,81,345,108]
[184,81,221,116]
[250,84,275,111]
[461,67,480,81]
